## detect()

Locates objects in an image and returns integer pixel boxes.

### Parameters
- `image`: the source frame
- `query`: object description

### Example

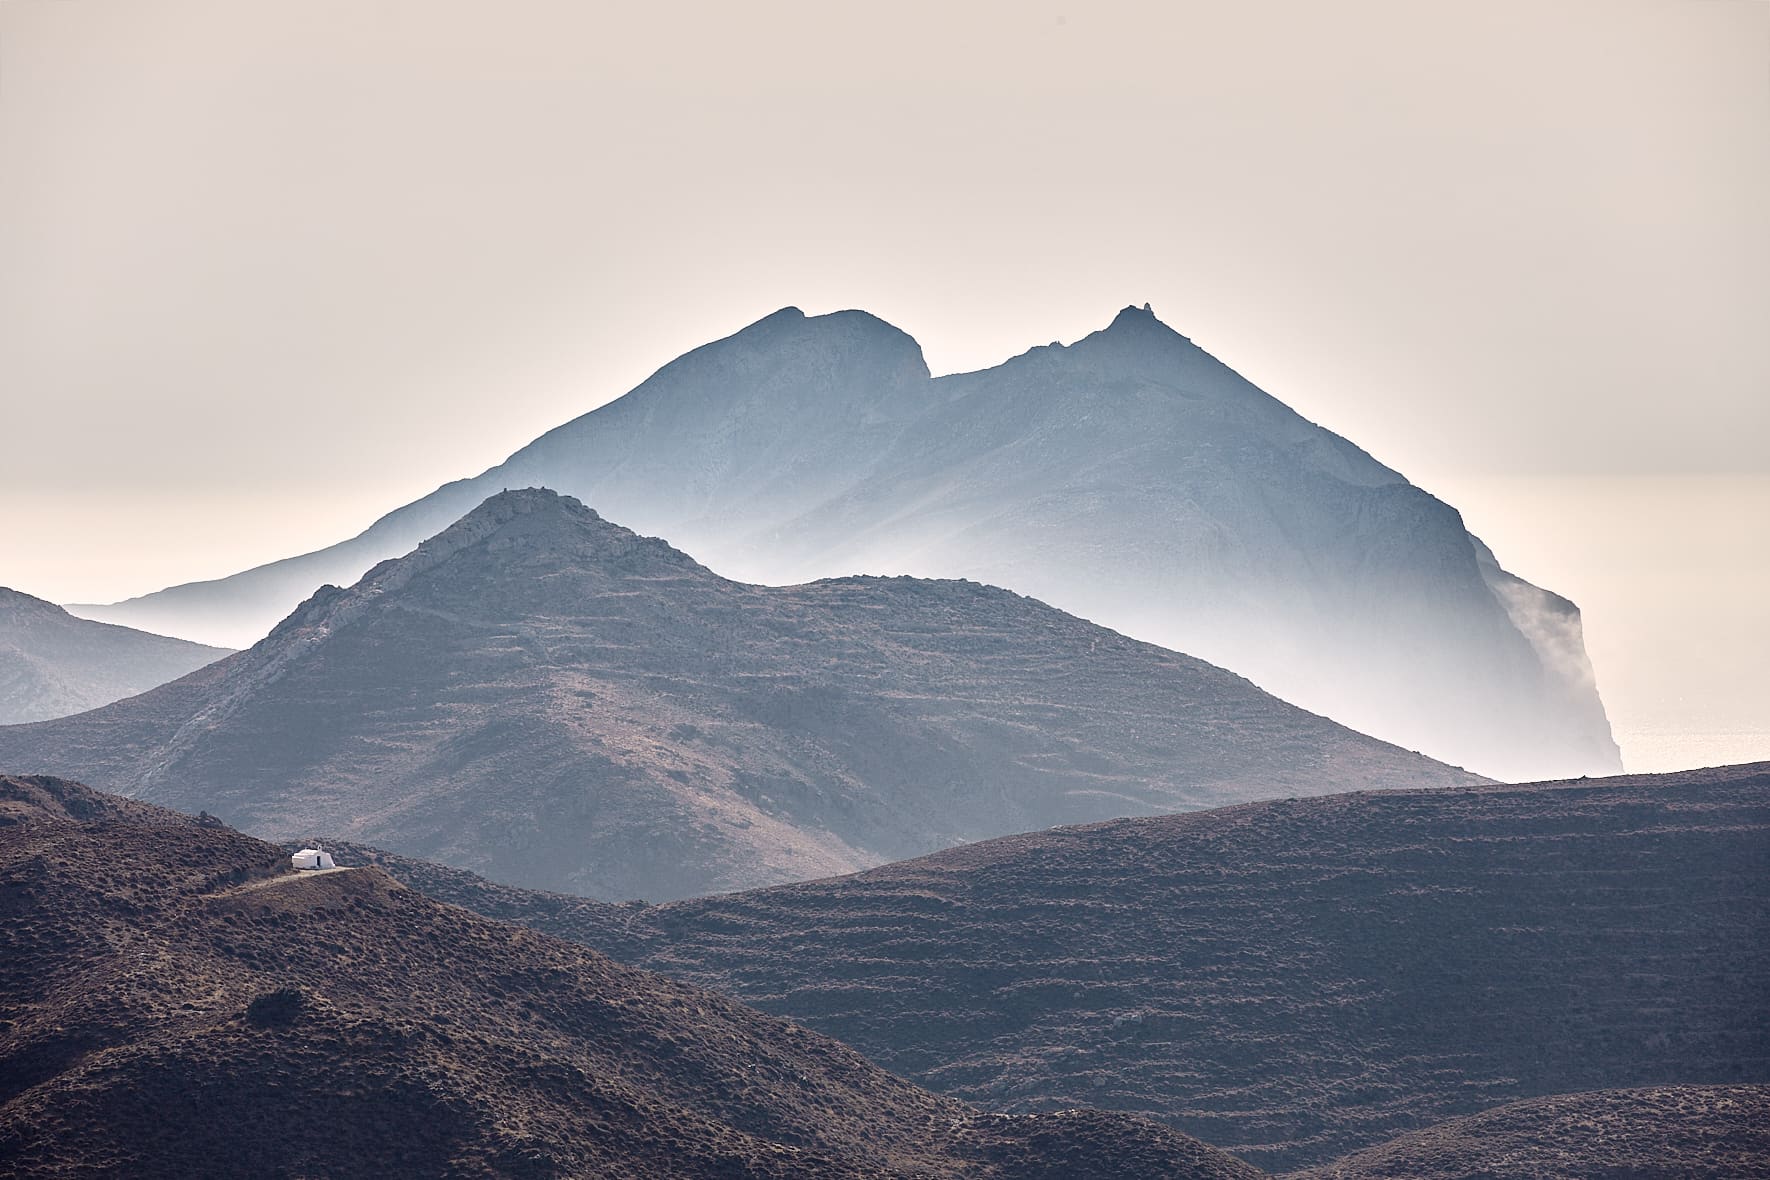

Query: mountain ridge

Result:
[0,587,231,725]
[2,489,1483,901]
[1281,1084,1770,1180]
[66,304,1618,781]
[327,761,1770,1171]
[0,772,1260,1180]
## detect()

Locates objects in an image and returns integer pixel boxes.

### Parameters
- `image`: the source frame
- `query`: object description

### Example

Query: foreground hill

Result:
[0,774,1260,1180]
[0,489,1478,900]
[358,764,1770,1171]
[0,587,229,724]
[72,306,1617,781]
[1285,1084,1770,1180]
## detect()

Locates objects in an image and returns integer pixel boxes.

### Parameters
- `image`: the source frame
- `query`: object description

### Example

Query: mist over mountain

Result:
[0,774,1258,1180]
[0,489,1477,900]
[71,306,1618,781]
[358,762,1770,1171]
[0,587,230,725]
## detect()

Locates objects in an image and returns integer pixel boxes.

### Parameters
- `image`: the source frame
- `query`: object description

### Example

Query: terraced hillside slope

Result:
[1285,1084,1770,1180]
[0,587,229,724]
[0,774,1261,1180]
[73,306,1617,781]
[0,489,1478,900]
[365,765,1770,1172]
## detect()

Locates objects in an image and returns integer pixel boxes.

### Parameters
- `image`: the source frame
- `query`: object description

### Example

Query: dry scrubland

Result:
[330,765,1770,1172]
[1285,1084,1770,1180]
[6,773,1767,1178]
[0,774,1262,1179]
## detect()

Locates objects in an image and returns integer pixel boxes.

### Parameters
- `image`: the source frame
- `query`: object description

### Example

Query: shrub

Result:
[245,987,305,1028]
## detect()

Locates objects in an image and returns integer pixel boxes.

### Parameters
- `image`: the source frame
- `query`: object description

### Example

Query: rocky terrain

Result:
[0,587,229,724]
[339,764,1770,1172]
[0,773,1263,1180]
[0,488,1479,901]
[71,305,1618,781]
[1286,1084,1770,1180]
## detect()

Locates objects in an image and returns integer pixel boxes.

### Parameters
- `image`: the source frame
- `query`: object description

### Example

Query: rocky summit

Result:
[73,306,1618,781]
[0,489,1478,901]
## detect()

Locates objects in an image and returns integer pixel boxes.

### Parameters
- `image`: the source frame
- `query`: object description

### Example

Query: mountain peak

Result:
[1102,301,1183,339]
[364,487,710,594]
[262,489,713,652]
[459,484,584,525]
[749,305,807,329]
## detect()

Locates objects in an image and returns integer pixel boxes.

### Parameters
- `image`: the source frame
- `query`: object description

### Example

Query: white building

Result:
[290,847,336,871]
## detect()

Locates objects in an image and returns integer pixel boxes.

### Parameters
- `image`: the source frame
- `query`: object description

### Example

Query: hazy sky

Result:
[3,0,1766,769]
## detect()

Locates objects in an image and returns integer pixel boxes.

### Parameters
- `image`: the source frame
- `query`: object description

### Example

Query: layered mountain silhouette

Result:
[70,306,1619,781]
[0,775,1259,1180]
[0,489,1479,900]
[0,587,230,724]
[357,762,1770,1171]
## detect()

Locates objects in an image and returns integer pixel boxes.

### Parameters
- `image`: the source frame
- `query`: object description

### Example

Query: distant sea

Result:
[1426,473,1770,776]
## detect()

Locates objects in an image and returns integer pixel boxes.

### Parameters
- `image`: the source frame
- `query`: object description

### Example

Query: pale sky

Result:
[2,0,1766,770]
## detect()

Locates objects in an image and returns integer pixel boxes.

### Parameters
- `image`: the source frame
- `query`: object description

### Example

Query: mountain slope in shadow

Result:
[1282,1084,1770,1180]
[0,774,1261,1180]
[337,763,1770,1172]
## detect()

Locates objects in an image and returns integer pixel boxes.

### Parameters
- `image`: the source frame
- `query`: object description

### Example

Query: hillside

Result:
[0,489,1479,901]
[355,764,1770,1171]
[0,587,229,724]
[0,774,1261,1180]
[70,306,1618,781]
[1286,1085,1770,1180]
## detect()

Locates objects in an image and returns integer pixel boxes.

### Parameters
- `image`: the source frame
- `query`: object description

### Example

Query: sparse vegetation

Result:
[349,765,1770,1172]
[0,774,1260,1179]
[244,987,305,1028]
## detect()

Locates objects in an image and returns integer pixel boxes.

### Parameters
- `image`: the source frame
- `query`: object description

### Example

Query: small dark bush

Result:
[245,987,305,1028]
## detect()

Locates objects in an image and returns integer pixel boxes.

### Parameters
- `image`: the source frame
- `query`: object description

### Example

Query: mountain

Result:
[0,489,1480,901]
[0,775,1260,1180]
[70,306,1618,781]
[0,587,230,724]
[1284,1085,1770,1180]
[11,776,1758,1179]
[350,763,1770,1172]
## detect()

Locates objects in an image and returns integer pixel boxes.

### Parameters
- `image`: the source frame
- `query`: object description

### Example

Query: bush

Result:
[245,987,305,1028]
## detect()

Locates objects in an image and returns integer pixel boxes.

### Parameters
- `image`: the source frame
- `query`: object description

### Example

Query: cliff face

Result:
[76,306,1619,780]
[0,490,1480,901]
